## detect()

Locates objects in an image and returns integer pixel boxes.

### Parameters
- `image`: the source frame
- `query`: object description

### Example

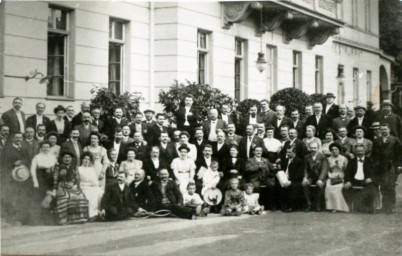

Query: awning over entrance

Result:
[222,0,344,48]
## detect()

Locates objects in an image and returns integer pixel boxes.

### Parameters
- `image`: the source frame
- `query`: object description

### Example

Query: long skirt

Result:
[54,182,89,225]
[325,180,350,212]
[80,185,103,218]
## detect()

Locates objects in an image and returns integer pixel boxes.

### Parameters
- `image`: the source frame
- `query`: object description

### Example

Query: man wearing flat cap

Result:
[323,93,339,119]
[142,109,156,144]
[347,105,372,138]
[375,100,402,141]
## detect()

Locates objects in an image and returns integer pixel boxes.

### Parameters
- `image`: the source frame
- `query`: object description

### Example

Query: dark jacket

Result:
[221,157,245,180]
[344,156,375,185]
[372,135,401,173]
[101,183,138,215]
[103,140,129,164]
[202,119,226,140]
[238,135,264,159]
[1,108,26,135]
[211,142,230,162]
[158,142,178,164]
[147,124,170,146]
[304,153,328,183]
[323,104,339,119]
[269,116,294,139]
[130,180,156,211]
[26,115,50,130]
[279,157,305,183]
[280,138,309,160]
[238,115,264,136]
[174,105,199,129]
[347,116,372,138]
[142,157,169,181]
[304,114,333,140]
[151,179,183,205]
[46,119,71,144]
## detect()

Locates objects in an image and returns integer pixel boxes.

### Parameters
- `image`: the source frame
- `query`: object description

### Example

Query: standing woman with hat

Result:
[30,141,58,215]
[171,144,196,195]
[52,151,89,225]
[46,105,72,145]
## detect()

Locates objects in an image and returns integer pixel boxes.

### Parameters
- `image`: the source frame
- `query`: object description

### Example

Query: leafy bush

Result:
[309,93,327,105]
[269,88,311,116]
[90,86,143,120]
[236,99,261,117]
[158,80,234,121]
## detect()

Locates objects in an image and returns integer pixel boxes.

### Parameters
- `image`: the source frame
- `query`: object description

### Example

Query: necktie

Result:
[358,158,363,163]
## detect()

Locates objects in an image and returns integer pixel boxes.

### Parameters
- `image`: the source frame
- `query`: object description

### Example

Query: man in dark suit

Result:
[280,128,308,160]
[142,109,156,143]
[371,123,402,213]
[276,147,306,212]
[151,168,196,219]
[376,100,402,141]
[302,141,328,211]
[221,144,245,189]
[104,107,129,140]
[71,102,91,128]
[335,126,354,156]
[100,172,139,221]
[225,123,243,146]
[347,106,372,138]
[219,103,237,127]
[258,99,276,125]
[174,94,199,138]
[191,128,207,162]
[158,131,178,164]
[343,144,376,213]
[22,126,40,161]
[61,129,84,165]
[129,112,147,138]
[130,169,156,212]
[74,112,98,146]
[148,113,170,146]
[238,125,264,159]
[128,132,148,161]
[195,144,217,192]
[64,105,75,124]
[269,105,294,139]
[103,128,128,164]
[304,102,333,140]
[91,107,104,134]
[143,146,169,182]
[238,105,263,136]
[0,124,10,156]
[202,108,226,143]
[212,131,230,161]
[1,97,26,135]
[290,109,305,139]
[332,104,351,132]
[26,102,50,131]
[323,92,339,119]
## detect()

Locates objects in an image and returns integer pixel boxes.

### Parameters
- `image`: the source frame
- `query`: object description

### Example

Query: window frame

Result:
[234,38,245,102]
[292,51,302,89]
[197,30,210,85]
[353,67,360,105]
[47,6,70,98]
[315,56,323,94]
[108,18,126,95]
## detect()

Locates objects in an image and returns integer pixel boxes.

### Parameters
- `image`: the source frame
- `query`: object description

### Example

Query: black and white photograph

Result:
[0,0,401,255]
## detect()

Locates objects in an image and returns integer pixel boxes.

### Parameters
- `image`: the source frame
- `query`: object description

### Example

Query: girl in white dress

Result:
[171,144,196,195]
[78,152,104,220]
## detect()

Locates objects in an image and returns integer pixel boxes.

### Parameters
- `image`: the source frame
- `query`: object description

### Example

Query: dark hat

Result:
[60,151,75,159]
[144,109,155,114]
[380,100,394,108]
[370,121,380,129]
[54,105,66,114]
[353,125,366,133]
[326,92,336,98]
[265,124,275,131]
[178,144,190,152]
[354,105,366,111]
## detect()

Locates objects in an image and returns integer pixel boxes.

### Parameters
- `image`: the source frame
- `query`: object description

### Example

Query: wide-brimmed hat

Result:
[53,105,66,114]
[178,144,190,152]
[326,92,336,99]
[203,187,223,206]
[11,165,30,182]
[380,100,394,108]
[354,105,366,111]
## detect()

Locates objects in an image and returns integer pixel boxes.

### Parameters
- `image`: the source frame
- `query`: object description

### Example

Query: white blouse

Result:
[263,138,283,153]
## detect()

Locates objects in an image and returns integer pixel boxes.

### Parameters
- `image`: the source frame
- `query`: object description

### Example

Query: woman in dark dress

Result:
[52,151,89,225]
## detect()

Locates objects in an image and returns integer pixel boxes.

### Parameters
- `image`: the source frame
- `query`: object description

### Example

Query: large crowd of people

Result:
[0,92,401,225]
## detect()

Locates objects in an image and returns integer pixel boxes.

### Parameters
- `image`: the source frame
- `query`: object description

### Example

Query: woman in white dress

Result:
[262,126,283,163]
[325,143,349,212]
[171,144,196,195]
[83,132,109,191]
[47,132,60,159]
[119,148,143,173]
[78,152,104,220]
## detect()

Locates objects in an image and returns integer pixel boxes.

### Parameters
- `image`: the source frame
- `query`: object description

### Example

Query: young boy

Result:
[183,182,209,217]
[201,160,222,195]
[243,183,264,215]
[222,178,247,216]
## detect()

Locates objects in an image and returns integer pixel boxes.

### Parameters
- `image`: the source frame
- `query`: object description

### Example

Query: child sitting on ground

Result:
[183,182,209,217]
[243,183,264,215]
[222,178,247,216]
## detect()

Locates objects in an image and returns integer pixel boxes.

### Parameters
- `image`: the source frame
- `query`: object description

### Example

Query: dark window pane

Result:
[47,76,64,96]
[198,32,206,49]
[198,53,206,84]
[47,32,65,96]
[235,40,242,56]
[109,43,121,62]
[55,9,67,30]
[109,21,113,39]
[114,21,123,40]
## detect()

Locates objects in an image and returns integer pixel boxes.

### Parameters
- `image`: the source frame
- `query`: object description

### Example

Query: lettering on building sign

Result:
[318,0,336,12]
[333,44,363,57]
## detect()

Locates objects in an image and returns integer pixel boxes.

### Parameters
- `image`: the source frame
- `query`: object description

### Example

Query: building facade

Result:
[0,0,393,116]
